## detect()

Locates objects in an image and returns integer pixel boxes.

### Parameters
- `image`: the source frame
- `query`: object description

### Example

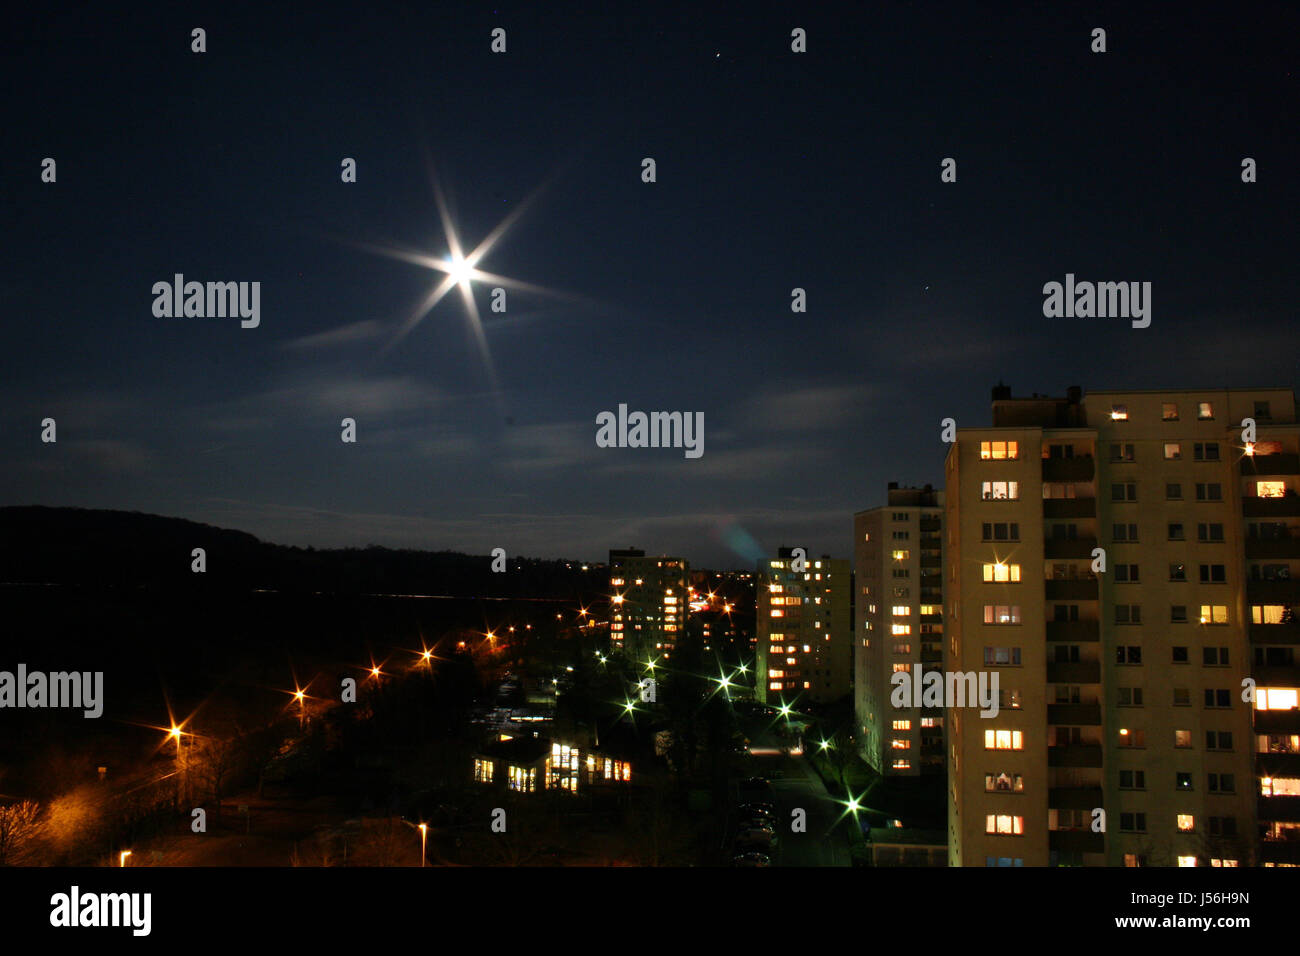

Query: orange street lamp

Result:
[119,850,132,867]
[419,823,428,867]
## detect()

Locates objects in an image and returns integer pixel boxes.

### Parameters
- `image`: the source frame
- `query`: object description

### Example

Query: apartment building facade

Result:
[756,548,852,706]
[855,484,946,777]
[608,548,689,663]
[946,385,1296,867]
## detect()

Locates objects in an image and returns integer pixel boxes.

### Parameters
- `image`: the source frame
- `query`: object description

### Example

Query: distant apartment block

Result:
[946,384,1298,867]
[756,548,852,705]
[855,484,946,777]
[609,548,689,663]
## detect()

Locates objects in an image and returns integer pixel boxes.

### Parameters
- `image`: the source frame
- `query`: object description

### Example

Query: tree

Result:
[0,800,42,865]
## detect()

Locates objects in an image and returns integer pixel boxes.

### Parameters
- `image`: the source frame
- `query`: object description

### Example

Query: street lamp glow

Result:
[418,823,428,867]
[818,738,831,751]
[119,850,132,867]
[778,702,792,718]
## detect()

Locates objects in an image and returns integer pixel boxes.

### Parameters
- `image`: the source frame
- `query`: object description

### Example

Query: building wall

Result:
[855,493,945,777]
[757,553,851,705]
[947,387,1295,867]
[609,549,689,663]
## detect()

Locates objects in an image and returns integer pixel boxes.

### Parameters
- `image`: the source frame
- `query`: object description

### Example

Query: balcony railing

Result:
[1048,786,1104,810]
[1240,453,1300,477]
[1249,622,1300,644]
[1048,830,1104,853]
[1244,497,1300,517]
[1248,580,1300,603]
[1044,537,1099,559]
[1046,620,1100,642]
[1048,703,1102,725]
[1043,498,1097,519]
[1046,660,1101,683]
[1253,710,1300,734]
[1047,744,1103,768]
[1245,537,1300,559]
[1044,579,1099,600]
[1042,456,1095,482]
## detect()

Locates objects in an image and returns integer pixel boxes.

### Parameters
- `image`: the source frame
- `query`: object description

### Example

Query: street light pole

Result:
[419,823,427,867]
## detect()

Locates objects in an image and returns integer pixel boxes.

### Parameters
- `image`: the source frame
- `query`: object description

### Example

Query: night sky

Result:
[4,3,1296,568]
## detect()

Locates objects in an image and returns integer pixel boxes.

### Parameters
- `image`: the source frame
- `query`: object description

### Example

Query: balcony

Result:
[1044,579,1098,600]
[1042,456,1095,482]
[1255,664,1300,686]
[1043,498,1096,519]
[1240,453,1300,477]
[1250,622,1300,644]
[1048,703,1102,725]
[1253,710,1300,734]
[1046,620,1100,642]
[919,613,943,624]
[1248,580,1300,604]
[1044,537,1098,559]
[920,534,942,550]
[1245,537,1300,559]
[920,554,942,569]
[1258,796,1300,824]
[920,649,943,663]
[1244,497,1300,518]
[1049,786,1103,810]
[1257,752,1300,777]
[919,517,941,533]
[1260,841,1300,866]
[1048,744,1103,768]
[1048,830,1104,853]
[1047,661,1101,684]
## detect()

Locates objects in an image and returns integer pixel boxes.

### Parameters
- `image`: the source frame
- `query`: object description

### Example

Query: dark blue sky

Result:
[4,2,1297,568]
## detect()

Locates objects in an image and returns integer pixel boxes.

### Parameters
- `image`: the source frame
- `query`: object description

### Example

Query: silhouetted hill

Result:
[0,506,602,598]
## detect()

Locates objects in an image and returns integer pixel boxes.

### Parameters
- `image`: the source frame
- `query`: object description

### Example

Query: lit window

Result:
[1163,442,1181,459]
[1199,605,1228,625]
[1177,856,1198,867]
[1177,814,1195,832]
[892,550,910,561]
[980,441,1019,460]
[1257,688,1300,711]
[891,739,911,750]
[981,481,1020,500]
[982,562,1021,583]
[892,720,911,731]
[985,814,1025,835]
[1197,402,1213,420]
[1111,405,1128,420]
[892,605,911,616]
[1258,481,1287,498]
[891,624,911,635]
[984,729,1024,751]
[982,605,1021,625]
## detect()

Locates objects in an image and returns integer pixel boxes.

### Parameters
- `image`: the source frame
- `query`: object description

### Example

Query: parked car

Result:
[732,850,772,867]
[737,802,776,819]
[734,826,777,847]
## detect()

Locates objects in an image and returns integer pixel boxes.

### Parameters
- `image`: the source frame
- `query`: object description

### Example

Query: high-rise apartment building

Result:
[608,548,689,663]
[946,385,1297,867]
[756,548,851,705]
[855,484,946,777]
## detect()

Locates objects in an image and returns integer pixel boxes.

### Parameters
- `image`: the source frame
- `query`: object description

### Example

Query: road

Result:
[742,728,852,867]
